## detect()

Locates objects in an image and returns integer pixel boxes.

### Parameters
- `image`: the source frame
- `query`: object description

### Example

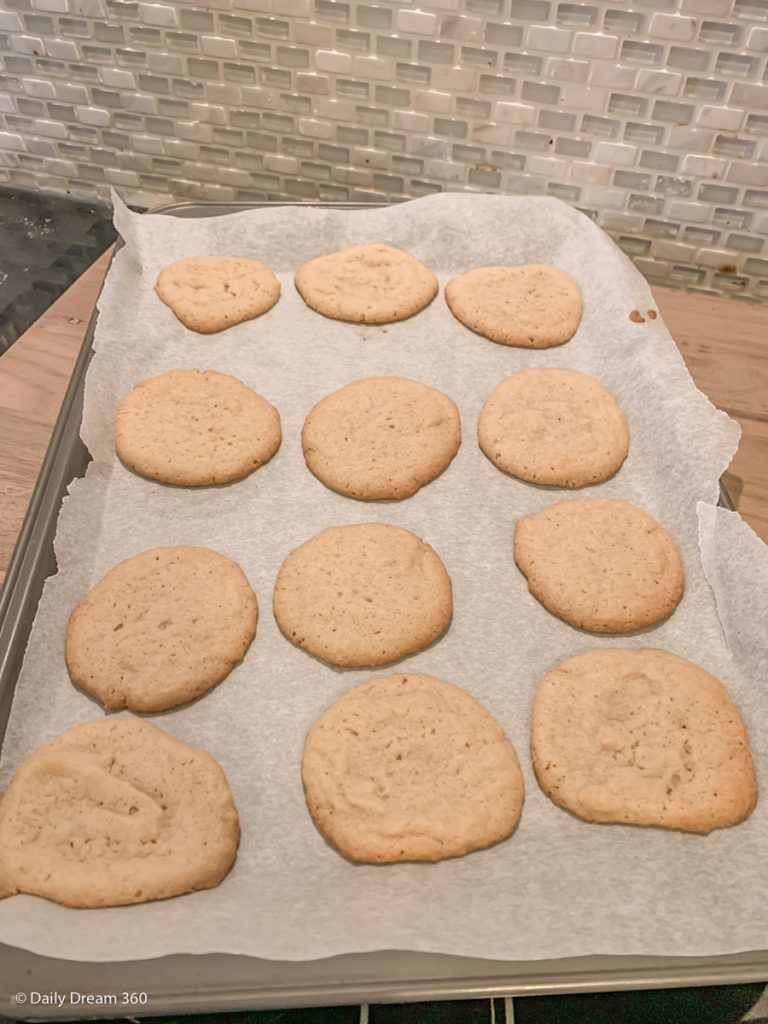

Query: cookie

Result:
[531,648,757,834]
[514,496,684,633]
[273,524,452,667]
[115,369,282,487]
[302,672,524,862]
[445,264,582,348]
[478,368,629,488]
[302,376,461,501]
[0,717,239,907]
[66,547,258,712]
[294,244,438,324]
[155,255,280,334]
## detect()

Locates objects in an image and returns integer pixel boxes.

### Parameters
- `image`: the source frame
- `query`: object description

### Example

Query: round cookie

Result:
[273,524,452,667]
[294,243,438,324]
[302,672,524,862]
[302,376,461,501]
[445,264,582,348]
[514,497,684,633]
[66,546,258,712]
[0,717,239,907]
[116,369,282,487]
[155,255,280,334]
[478,368,629,488]
[531,648,757,834]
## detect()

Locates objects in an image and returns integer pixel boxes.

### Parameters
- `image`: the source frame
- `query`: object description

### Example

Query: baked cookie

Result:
[478,368,629,488]
[66,547,258,712]
[531,648,757,834]
[514,497,684,632]
[0,717,239,907]
[302,672,524,862]
[155,255,280,333]
[116,369,282,487]
[294,244,438,324]
[445,264,582,348]
[273,524,452,667]
[302,376,461,500]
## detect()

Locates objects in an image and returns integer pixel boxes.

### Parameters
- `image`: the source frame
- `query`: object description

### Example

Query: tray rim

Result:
[0,198,751,1019]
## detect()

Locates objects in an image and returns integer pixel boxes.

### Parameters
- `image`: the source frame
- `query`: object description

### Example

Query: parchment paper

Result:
[1,193,766,963]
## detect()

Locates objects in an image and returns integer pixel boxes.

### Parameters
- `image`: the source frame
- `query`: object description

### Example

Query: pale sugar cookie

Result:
[514,496,684,632]
[273,524,452,667]
[478,368,628,488]
[0,717,239,907]
[155,255,280,333]
[531,648,757,834]
[302,376,461,500]
[295,244,438,324]
[445,264,582,348]
[302,672,524,862]
[66,546,258,712]
[116,369,281,487]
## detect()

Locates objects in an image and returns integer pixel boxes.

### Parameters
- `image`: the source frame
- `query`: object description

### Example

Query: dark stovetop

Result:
[0,186,116,355]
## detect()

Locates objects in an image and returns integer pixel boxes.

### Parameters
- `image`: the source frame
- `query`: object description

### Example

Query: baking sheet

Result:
[0,193,766,964]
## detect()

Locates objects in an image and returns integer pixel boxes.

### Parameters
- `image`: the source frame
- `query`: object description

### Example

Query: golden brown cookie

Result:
[478,368,629,488]
[302,376,461,500]
[66,547,258,712]
[273,524,452,667]
[531,648,757,834]
[0,717,239,907]
[302,672,524,862]
[116,369,282,487]
[445,264,582,348]
[294,244,438,323]
[155,255,280,333]
[514,497,684,632]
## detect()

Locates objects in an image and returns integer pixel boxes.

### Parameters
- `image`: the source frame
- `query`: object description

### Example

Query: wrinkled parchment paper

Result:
[1,193,766,963]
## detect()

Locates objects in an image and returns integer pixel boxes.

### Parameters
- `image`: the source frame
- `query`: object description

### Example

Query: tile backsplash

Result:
[1,0,767,298]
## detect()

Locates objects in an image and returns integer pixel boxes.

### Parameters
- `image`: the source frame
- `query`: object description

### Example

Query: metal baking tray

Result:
[0,201,759,1020]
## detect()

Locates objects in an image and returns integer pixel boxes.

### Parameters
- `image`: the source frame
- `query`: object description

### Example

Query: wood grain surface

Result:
[0,259,765,589]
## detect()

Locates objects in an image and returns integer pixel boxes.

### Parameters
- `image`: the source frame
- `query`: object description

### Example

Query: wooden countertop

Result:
[0,250,766,588]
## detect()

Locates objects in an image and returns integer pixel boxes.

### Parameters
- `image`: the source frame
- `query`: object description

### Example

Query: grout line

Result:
[359,1003,369,1024]
[505,996,515,1024]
